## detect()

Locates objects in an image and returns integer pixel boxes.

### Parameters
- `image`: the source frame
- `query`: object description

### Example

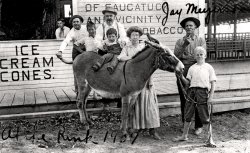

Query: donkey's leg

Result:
[120,95,133,140]
[77,83,91,129]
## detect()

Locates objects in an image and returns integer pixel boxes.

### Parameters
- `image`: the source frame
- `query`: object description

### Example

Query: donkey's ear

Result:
[145,40,165,53]
[146,33,160,44]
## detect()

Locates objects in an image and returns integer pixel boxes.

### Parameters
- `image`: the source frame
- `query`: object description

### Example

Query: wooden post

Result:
[0,0,2,28]
[207,0,213,41]
[213,0,217,40]
[215,38,218,61]
[213,0,217,58]
[0,0,6,40]
[233,5,238,41]
[243,39,246,59]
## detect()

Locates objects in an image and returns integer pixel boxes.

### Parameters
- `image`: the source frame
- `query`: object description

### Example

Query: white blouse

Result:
[117,43,145,61]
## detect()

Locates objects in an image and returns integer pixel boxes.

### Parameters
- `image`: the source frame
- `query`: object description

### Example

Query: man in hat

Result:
[95,6,129,46]
[174,17,206,135]
[56,15,88,60]
[56,15,88,95]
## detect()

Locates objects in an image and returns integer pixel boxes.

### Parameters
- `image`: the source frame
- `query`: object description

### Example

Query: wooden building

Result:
[0,0,250,119]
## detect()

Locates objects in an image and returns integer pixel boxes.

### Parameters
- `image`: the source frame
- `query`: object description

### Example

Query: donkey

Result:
[72,40,184,137]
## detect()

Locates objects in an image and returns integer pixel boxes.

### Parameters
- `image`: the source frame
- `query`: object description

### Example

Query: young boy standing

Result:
[174,46,217,147]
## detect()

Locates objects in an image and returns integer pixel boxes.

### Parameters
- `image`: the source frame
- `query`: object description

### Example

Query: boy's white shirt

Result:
[186,63,217,90]
[76,36,102,52]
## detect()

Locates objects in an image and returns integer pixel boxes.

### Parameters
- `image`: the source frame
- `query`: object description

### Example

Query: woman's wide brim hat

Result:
[102,6,117,16]
[126,26,143,37]
[180,17,200,28]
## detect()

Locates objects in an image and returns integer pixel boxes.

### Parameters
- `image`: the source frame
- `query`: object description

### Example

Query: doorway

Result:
[1,0,44,40]
[1,0,72,40]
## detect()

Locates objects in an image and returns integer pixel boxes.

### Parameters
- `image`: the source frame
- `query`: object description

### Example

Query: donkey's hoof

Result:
[120,134,130,143]
[76,102,83,108]
[81,123,90,130]
[87,120,94,126]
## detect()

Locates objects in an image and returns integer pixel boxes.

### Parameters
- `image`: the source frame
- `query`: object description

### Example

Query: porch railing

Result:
[205,32,250,41]
[206,39,250,61]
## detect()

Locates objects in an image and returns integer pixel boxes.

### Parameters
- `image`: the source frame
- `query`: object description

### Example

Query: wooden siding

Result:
[74,0,206,50]
[0,40,175,96]
[0,40,74,92]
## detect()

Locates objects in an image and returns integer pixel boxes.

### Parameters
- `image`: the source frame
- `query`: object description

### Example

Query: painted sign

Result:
[0,40,74,92]
[73,0,205,49]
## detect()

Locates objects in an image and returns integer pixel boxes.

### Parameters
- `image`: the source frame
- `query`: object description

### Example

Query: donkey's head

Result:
[145,39,184,73]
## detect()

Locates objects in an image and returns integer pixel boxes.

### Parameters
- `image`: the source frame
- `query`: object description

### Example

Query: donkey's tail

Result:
[58,57,73,64]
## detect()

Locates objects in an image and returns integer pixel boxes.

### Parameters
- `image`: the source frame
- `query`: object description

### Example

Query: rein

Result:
[123,61,128,84]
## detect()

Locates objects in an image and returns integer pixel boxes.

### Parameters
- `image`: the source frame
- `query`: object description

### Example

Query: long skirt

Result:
[128,83,160,129]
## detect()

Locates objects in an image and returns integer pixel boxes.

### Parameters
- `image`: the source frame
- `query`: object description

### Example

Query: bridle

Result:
[153,48,179,72]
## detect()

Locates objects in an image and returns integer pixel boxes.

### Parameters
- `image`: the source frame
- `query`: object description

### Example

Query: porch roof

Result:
[206,0,250,25]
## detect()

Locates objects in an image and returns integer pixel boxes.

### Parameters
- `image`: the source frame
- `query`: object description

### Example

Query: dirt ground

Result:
[0,109,250,153]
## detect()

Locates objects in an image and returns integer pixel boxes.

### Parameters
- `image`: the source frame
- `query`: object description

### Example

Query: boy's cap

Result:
[180,17,200,28]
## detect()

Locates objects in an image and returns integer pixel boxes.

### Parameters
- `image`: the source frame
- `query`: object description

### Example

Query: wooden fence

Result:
[205,32,250,41]
[206,39,250,61]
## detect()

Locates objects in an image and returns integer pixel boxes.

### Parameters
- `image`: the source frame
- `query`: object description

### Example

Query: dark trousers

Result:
[72,45,85,93]
[72,45,85,60]
[96,53,115,67]
[176,63,203,129]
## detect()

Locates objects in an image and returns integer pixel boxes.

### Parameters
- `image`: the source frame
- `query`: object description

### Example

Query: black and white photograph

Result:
[0,0,250,152]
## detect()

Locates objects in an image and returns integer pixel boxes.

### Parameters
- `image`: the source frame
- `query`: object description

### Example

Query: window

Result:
[64,4,72,18]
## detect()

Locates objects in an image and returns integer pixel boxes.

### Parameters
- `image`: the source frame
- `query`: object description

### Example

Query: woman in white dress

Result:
[117,26,161,140]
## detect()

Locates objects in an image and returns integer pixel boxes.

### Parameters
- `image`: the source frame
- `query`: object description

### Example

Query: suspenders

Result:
[102,22,120,40]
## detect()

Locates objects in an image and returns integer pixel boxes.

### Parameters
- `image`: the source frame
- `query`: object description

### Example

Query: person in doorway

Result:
[174,17,206,135]
[174,46,216,147]
[55,18,70,40]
